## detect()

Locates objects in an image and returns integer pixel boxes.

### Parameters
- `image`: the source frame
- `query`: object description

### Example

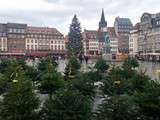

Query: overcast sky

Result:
[0,0,159,34]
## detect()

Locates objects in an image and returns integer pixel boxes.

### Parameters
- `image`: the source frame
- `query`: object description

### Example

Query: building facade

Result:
[82,10,119,58]
[82,9,109,58]
[0,24,7,52]
[107,27,118,54]
[114,17,133,53]
[0,22,65,57]
[83,30,99,57]
[138,13,160,54]
[6,23,27,53]
[26,27,65,54]
[129,23,139,56]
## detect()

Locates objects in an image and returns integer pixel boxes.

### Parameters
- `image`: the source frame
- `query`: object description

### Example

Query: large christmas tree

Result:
[68,15,83,57]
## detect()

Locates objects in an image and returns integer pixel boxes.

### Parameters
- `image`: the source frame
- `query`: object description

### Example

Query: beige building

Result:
[0,37,7,52]
[26,27,65,53]
[0,34,7,52]
[0,24,7,52]
[107,27,118,54]
[129,24,139,56]
[83,30,99,57]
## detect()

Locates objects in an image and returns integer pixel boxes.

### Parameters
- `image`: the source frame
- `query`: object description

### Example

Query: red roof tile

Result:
[27,26,62,35]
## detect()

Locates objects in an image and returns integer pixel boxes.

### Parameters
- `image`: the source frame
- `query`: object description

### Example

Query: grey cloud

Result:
[0,0,160,34]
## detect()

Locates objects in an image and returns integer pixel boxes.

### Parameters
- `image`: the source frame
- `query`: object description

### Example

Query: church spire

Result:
[99,9,107,29]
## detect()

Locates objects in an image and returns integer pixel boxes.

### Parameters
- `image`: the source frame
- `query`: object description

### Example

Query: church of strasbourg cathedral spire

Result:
[99,9,107,29]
